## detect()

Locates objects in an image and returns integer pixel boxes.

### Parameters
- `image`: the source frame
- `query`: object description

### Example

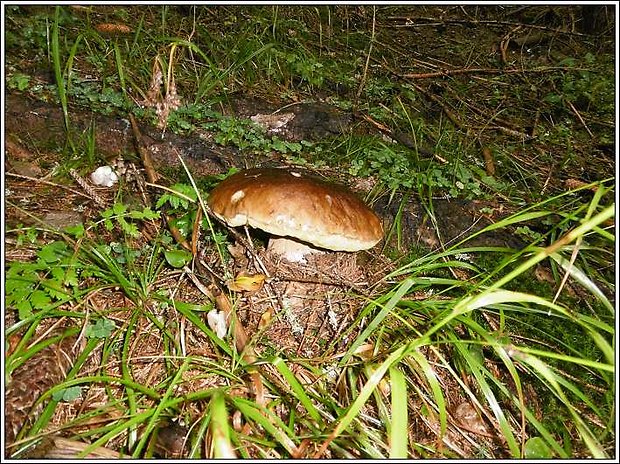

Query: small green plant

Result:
[50,6,83,133]
[544,54,615,117]
[84,318,116,339]
[52,385,82,402]
[99,202,160,238]
[6,72,31,91]
[202,115,304,155]
[347,141,501,198]
[5,239,82,320]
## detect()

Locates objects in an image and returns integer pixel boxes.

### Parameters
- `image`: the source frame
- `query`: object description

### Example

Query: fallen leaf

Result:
[95,23,132,36]
[258,309,273,330]
[226,272,266,293]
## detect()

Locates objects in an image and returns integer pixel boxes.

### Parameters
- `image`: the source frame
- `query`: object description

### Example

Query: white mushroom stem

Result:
[267,237,323,263]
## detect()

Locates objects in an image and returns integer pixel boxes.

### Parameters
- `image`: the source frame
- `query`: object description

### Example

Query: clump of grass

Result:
[5,171,613,459]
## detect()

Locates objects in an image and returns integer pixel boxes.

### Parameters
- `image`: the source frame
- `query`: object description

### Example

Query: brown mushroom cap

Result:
[207,168,383,252]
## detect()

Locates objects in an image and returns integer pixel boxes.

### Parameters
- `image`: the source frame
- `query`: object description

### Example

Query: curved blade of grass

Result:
[113,42,127,99]
[341,277,415,366]
[318,342,416,456]
[121,311,140,448]
[516,351,608,458]
[408,349,447,437]
[232,397,298,456]
[585,328,615,367]
[423,338,568,459]
[513,346,609,420]
[436,288,609,342]
[132,357,192,457]
[210,391,237,458]
[489,205,614,292]
[388,365,408,458]
[51,7,68,131]
[189,410,212,458]
[86,246,136,300]
[25,336,101,440]
[78,409,155,456]
[457,317,528,454]
[40,375,161,401]
[450,290,614,379]
[272,357,322,424]
[6,326,81,374]
[451,336,520,457]
[477,355,569,458]
[549,252,614,314]
[516,345,614,373]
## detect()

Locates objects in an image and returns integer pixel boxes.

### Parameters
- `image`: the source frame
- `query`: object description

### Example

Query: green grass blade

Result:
[516,351,608,458]
[341,277,415,366]
[232,397,298,456]
[453,338,520,457]
[388,365,408,458]
[272,357,323,424]
[549,252,614,314]
[51,7,68,131]
[325,343,412,449]
[210,391,237,458]
[132,358,192,457]
[408,349,447,437]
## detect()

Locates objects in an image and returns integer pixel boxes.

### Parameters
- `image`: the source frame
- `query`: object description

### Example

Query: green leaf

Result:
[388,365,408,458]
[164,249,193,269]
[30,289,52,309]
[210,392,236,458]
[64,223,85,238]
[63,267,80,288]
[37,241,68,263]
[524,437,553,459]
[85,318,116,339]
[9,73,31,91]
[16,299,33,320]
[128,207,160,220]
[113,202,128,215]
[52,385,82,402]
[273,357,322,423]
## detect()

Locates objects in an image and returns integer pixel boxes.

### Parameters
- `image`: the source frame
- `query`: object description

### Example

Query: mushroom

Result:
[207,168,383,263]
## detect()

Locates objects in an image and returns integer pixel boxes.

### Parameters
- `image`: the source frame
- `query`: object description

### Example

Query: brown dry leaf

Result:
[454,402,492,437]
[226,272,266,293]
[258,309,273,330]
[534,265,555,284]
[564,178,599,192]
[95,23,132,36]
[482,147,496,176]
[353,342,375,360]
[5,333,21,357]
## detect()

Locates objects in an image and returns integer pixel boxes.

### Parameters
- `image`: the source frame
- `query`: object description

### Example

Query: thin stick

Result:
[6,172,99,200]
[403,66,589,79]
[128,113,158,184]
[355,6,376,103]
[387,16,590,37]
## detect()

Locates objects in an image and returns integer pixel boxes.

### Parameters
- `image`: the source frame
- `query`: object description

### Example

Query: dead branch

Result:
[402,66,588,79]
[6,172,101,202]
[129,113,159,184]
[386,16,590,37]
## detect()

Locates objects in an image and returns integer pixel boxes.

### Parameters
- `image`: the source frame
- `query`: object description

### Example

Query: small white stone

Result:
[90,166,119,187]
